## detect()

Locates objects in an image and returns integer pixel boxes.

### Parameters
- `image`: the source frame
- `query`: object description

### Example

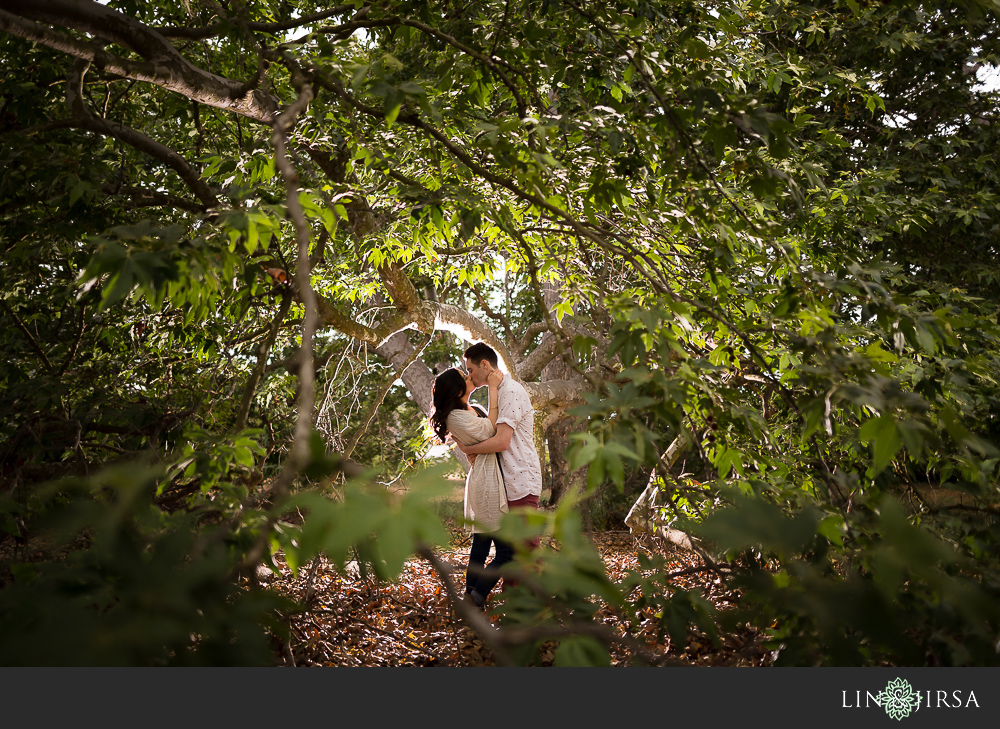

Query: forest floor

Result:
[263,504,775,667]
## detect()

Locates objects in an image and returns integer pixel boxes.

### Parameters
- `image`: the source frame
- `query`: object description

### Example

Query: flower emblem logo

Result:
[877,678,922,720]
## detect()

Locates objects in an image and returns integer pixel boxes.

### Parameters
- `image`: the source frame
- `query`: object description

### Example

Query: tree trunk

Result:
[375,330,473,471]
[375,330,435,417]
[624,432,702,551]
[540,280,585,505]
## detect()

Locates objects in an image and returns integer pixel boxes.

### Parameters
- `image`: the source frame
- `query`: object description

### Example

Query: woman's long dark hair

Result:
[430,368,468,443]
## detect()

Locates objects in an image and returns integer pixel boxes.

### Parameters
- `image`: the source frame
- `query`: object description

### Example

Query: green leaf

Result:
[817,515,845,549]
[694,495,820,558]
[586,456,605,492]
[385,99,402,126]
[69,180,91,207]
[398,81,425,95]
[100,267,136,311]
[861,415,902,476]
[567,434,600,470]
[553,635,611,666]
[246,219,259,255]
[351,64,370,90]
[865,341,898,364]
[714,445,745,478]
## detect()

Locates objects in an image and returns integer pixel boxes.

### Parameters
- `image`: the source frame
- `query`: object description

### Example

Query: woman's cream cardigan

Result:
[446,408,508,532]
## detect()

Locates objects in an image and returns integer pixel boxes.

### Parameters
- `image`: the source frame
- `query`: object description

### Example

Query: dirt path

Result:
[262,520,771,667]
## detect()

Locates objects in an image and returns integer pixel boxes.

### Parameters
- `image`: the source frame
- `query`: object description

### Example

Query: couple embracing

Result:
[430,342,542,609]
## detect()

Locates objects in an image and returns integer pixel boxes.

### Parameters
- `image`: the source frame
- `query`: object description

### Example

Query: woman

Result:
[430,367,509,609]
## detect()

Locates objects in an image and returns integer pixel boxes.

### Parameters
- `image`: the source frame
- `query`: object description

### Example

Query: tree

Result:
[2,0,1000,666]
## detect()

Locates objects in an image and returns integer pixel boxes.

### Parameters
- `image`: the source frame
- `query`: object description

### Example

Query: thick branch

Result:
[314,292,417,347]
[374,331,436,417]
[516,322,549,354]
[65,60,219,210]
[101,183,205,213]
[0,2,278,122]
[516,332,561,382]
[344,333,432,460]
[624,432,704,552]
[522,376,587,413]
[430,302,518,377]
[155,5,357,40]
[380,263,425,314]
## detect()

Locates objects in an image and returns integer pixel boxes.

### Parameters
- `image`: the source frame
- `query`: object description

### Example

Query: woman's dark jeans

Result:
[465,532,515,600]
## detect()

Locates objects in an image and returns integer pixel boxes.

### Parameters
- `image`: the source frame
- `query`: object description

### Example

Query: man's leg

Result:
[500,494,540,591]
[507,494,540,545]
[466,532,491,594]
[470,535,514,602]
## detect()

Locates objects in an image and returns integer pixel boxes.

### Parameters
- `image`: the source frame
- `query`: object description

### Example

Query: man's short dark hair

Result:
[464,342,498,367]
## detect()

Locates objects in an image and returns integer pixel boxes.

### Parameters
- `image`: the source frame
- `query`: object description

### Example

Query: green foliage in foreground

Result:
[565,269,1000,665]
[0,464,289,666]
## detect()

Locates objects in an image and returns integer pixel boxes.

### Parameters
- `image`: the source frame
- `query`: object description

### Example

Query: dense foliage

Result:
[1,0,999,665]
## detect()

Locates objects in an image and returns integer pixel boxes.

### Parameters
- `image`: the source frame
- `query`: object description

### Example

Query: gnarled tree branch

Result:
[65,59,220,210]
[0,0,278,122]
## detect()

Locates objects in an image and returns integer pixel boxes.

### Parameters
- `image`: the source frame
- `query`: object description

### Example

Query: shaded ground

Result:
[262,517,774,667]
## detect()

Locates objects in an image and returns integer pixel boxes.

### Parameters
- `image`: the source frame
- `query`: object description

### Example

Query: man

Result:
[457,342,542,607]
